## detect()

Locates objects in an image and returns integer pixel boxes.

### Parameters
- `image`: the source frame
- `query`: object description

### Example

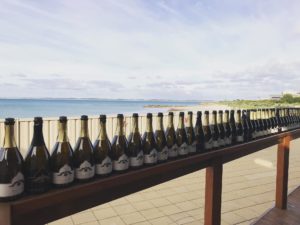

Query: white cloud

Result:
[0,0,299,99]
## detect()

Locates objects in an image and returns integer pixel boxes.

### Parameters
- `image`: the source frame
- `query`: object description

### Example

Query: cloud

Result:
[0,0,299,99]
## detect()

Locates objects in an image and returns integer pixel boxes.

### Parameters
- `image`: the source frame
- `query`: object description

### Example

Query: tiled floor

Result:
[48,139,300,225]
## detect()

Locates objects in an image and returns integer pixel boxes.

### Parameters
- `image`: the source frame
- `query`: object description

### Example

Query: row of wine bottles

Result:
[0,107,299,201]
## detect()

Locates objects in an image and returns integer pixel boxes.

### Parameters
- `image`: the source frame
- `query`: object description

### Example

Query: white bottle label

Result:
[158,146,169,161]
[225,136,232,145]
[53,164,74,185]
[0,172,24,198]
[168,144,178,157]
[178,143,188,155]
[75,161,95,180]
[218,138,226,147]
[237,136,244,143]
[212,140,219,148]
[188,141,197,153]
[144,149,158,164]
[130,151,144,167]
[96,156,112,175]
[113,154,129,171]
[205,139,213,150]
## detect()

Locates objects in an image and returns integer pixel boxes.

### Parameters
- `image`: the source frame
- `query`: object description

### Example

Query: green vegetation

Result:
[219,94,300,109]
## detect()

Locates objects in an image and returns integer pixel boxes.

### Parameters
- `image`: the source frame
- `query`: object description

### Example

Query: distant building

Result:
[270,95,282,100]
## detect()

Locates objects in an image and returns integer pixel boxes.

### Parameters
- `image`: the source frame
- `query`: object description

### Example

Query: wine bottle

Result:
[236,110,244,143]
[272,109,279,133]
[230,110,237,144]
[261,109,268,136]
[203,111,213,151]
[276,108,283,132]
[111,114,129,172]
[267,109,274,134]
[0,118,24,201]
[217,110,226,147]
[256,109,265,137]
[73,115,95,182]
[246,110,253,141]
[50,116,74,188]
[285,108,292,130]
[186,111,196,154]
[166,112,178,159]
[194,111,205,152]
[155,113,168,162]
[24,117,50,194]
[211,111,220,149]
[241,110,249,142]
[224,110,232,145]
[250,110,257,139]
[128,113,144,168]
[176,112,188,156]
[143,113,158,165]
[93,115,112,176]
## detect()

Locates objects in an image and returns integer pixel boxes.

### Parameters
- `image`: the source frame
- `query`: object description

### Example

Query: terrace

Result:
[0,115,300,225]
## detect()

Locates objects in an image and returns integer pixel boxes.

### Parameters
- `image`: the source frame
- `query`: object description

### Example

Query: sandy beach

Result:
[145,102,232,113]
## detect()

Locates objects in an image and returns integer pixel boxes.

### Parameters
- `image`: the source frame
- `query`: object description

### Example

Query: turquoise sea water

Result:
[0,99,200,118]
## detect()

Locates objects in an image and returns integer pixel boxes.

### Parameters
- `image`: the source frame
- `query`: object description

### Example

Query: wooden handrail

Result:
[1,129,300,225]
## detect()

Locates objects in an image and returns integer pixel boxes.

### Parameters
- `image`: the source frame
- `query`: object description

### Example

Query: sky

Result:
[0,0,300,100]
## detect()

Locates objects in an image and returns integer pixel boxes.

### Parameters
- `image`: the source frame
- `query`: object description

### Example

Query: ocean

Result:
[0,99,200,119]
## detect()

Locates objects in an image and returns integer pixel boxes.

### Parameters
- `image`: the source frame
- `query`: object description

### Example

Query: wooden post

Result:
[204,158,223,225]
[275,136,290,209]
[0,204,11,225]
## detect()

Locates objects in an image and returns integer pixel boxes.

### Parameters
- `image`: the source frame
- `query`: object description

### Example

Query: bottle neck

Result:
[178,115,184,129]
[167,115,174,128]
[132,117,139,133]
[57,122,69,142]
[236,112,241,123]
[156,117,164,131]
[257,111,261,119]
[80,120,89,138]
[224,112,229,123]
[31,124,45,146]
[196,114,202,126]
[116,118,125,136]
[99,121,108,140]
[218,113,223,124]
[212,113,217,125]
[187,114,193,127]
[3,124,17,148]
[146,117,153,132]
[261,111,265,119]
[204,114,209,126]
[250,111,254,120]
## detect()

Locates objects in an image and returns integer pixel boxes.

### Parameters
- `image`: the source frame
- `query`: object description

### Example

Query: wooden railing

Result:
[0,129,299,225]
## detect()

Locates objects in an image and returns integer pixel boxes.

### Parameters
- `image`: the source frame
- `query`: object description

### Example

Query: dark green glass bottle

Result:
[25,117,50,194]
[111,114,129,172]
[236,110,244,143]
[143,113,158,165]
[194,111,205,152]
[166,112,178,159]
[230,110,237,144]
[128,113,143,168]
[203,111,213,151]
[73,115,95,182]
[224,110,232,145]
[0,118,24,201]
[186,111,196,154]
[176,112,188,157]
[155,113,168,162]
[217,110,225,147]
[93,115,112,176]
[50,116,74,188]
